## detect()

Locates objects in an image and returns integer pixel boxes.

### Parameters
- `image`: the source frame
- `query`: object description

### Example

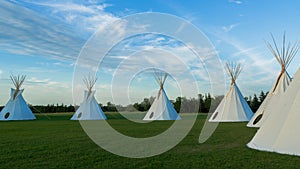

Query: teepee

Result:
[247,34,298,127]
[143,72,181,120]
[247,68,300,156]
[71,75,106,120]
[0,74,35,121]
[209,62,253,122]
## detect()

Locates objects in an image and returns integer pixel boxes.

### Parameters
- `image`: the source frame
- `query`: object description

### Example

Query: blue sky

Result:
[1,0,300,105]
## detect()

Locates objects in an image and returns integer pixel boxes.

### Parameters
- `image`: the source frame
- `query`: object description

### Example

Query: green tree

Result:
[204,93,212,113]
[259,91,267,103]
[198,94,205,113]
[250,94,260,112]
[173,97,182,113]
[140,98,151,111]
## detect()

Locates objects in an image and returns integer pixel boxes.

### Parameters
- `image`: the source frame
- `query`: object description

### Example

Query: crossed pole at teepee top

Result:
[225,62,241,86]
[266,33,300,92]
[10,74,26,100]
[83,74,97,99]
[154,71,168,98]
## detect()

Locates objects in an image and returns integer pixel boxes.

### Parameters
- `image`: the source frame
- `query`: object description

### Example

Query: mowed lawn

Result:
[0,113,300,169]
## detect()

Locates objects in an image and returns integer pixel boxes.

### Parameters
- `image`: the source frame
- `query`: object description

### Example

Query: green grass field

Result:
[1,113,300,169]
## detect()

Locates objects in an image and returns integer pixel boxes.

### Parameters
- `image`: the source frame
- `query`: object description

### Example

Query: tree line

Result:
[0,91,268,113]
[124,91,268,113]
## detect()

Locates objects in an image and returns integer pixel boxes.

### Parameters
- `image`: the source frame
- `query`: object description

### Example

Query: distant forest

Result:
[0,91,268,114]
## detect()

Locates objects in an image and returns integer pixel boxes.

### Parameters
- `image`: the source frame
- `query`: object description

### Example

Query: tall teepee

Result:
[71,75,106,120]
[209,62,253,122]
[143,72,181,120]
[0,74,35,121]
[247,68,300,156]
[247,34,299,127]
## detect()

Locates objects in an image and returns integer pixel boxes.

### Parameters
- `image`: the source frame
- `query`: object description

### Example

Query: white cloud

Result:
[91,32,226,104]
[0,76,72,105]
[0,0,122,64]
[175,22,188,34]
[28,77,50,83]
[25,82,72,105]
[228,0,243,5]
[222,23,239,33]
[43,3,96,13]
[26,77,70,88]
[202,24,287,96]
[0,1,84,62]
[232,47,257,57]
[19,1,118,32]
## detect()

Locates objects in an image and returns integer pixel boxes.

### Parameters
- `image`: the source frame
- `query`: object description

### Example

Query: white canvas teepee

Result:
[0,75,35,121]
[247,34,298,127]
[247,68,300,156]
[71,75,106,120]
[143,72,181,121]
[209,63,253,122]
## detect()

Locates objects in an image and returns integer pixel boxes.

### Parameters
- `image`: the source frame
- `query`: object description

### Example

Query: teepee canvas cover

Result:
[247,34,298,127]
[0,75,35,121]
[209,63,253,122]
[71,76,106,120]
[143,73,181,120]
[247,68,300,156]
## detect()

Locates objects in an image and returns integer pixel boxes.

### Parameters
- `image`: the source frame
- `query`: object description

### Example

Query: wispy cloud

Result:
[0,0,123,65]
[90,33,226,102]
[232,47,257,57]
[0,75,72,105]
[228,0,243,5]
[17,0,119,32]
[202,24,284,96]
[222,23,239,33]
[0,1,84,62]
[27,77,50,84]
[25,77,70,89]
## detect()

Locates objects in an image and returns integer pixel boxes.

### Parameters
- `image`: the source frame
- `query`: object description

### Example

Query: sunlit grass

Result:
[0,113,299,169]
